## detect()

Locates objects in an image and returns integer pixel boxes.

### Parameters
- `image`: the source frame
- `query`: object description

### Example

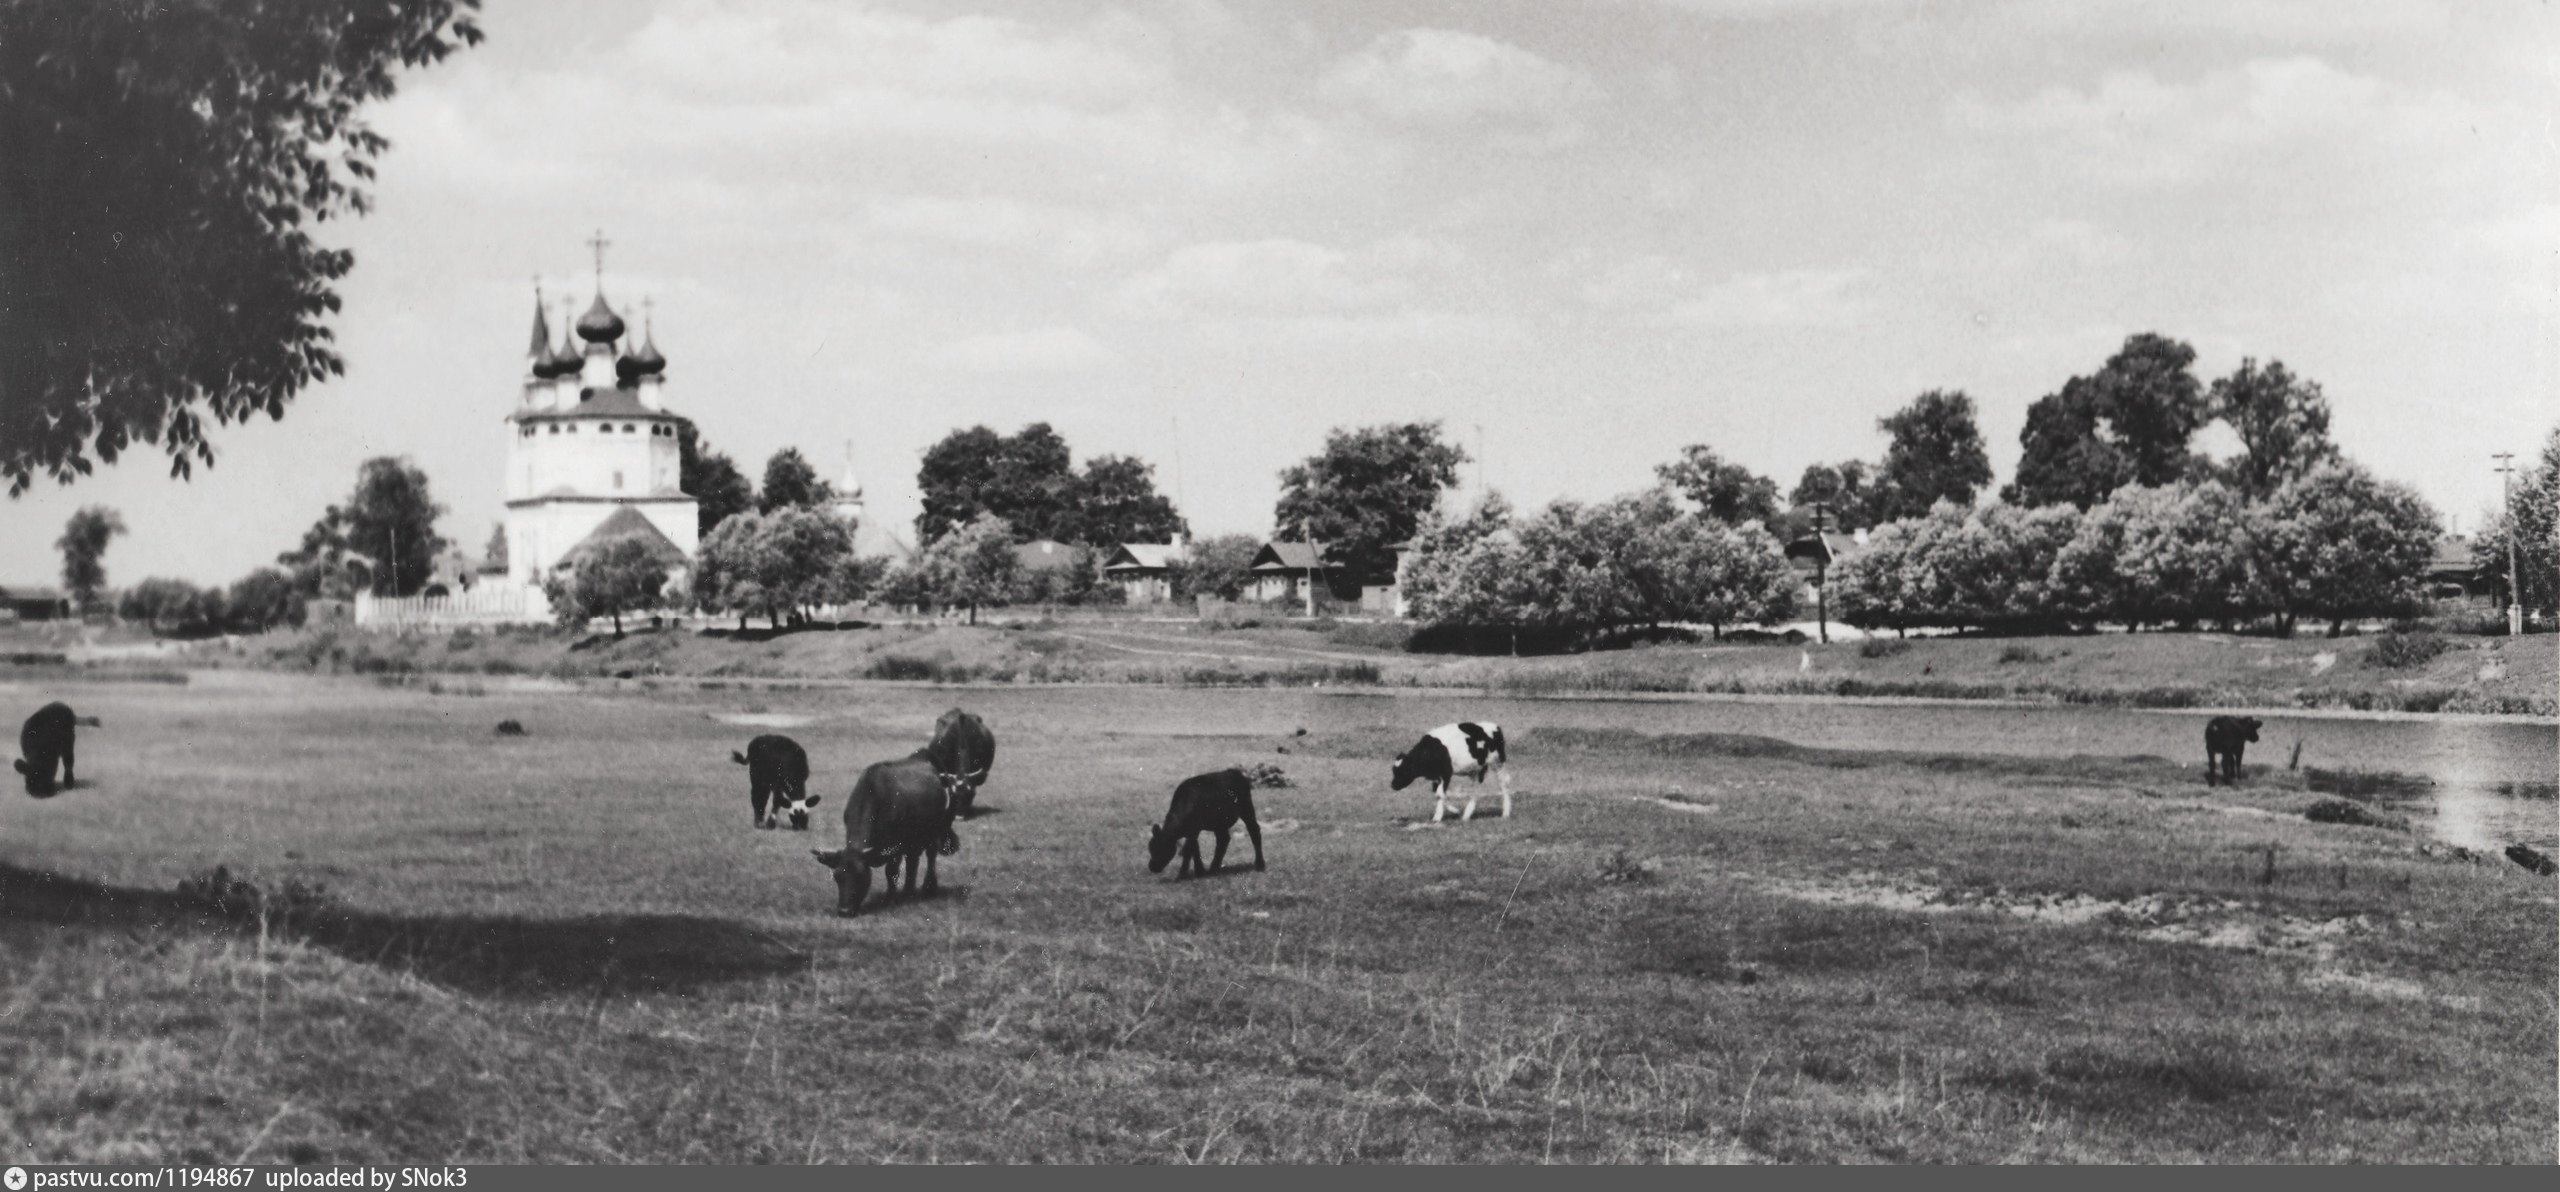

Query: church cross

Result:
[587,229,612,289]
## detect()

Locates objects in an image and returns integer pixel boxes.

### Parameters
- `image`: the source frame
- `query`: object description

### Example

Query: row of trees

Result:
[1402,490,1799,647]
[1831,462,2440,637]
[114,569,306,637]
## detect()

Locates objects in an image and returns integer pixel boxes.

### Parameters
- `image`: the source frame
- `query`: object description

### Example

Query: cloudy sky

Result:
[4,0,2552,585]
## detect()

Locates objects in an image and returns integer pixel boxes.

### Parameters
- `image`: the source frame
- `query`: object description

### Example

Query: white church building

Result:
[503,287,696,587]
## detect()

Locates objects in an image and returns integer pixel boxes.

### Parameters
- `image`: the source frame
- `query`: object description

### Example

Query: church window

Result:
[599,423,613,434]
[624,424,637,433]
[547,424,559,435]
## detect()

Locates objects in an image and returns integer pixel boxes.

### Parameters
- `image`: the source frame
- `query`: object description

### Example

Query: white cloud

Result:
[1583,257,1870,330]
[928,326,1121,373]
[1318,28,1603,149]
[1947,56,2488,188]
[1118,237,1443,318]
[859,195,1162,267]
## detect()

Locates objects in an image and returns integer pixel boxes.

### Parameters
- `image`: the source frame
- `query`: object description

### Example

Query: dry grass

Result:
[0,674,2550,1163]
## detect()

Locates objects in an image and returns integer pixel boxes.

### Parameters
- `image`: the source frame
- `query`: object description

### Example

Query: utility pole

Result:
[1811,501,1830,645]
[2495,452,2523,636]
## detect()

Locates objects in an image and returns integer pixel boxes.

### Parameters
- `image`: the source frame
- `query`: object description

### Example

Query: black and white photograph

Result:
[2,0,2554,1166]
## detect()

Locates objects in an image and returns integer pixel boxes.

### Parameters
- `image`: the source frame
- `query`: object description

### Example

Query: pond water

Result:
[946,685,2556,851]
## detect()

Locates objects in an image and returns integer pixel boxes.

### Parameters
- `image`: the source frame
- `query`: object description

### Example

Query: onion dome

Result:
[534,314,579,378]
[576,292,626,343]
[526,294,553,359]
[615,347,643,384]
[632,324,666,377]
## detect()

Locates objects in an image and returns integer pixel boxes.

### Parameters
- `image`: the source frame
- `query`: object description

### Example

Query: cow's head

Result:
[15,757,53,798]
[782,790,823,832]
[810,848,871,916]
[1146,823,1180,873]
[1389,750,1420,791]
[2235,716,2262,742]
[936,769,983,819]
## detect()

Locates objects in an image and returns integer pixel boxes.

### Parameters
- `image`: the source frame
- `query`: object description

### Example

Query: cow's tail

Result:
[731,751,750,765]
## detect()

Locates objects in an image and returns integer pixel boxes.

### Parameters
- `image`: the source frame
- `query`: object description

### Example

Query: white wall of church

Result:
[507,416,682,501]
[503,498,698,587]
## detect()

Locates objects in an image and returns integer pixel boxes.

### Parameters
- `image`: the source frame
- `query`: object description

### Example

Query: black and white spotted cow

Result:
[16,701,99,797]
[1390,721,1512,822]
[732,734,819,830]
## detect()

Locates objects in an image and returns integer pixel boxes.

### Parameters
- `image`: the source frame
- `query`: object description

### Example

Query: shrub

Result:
[1858,638,1910,659]
[176,865,339,925]
[494,719,526,736]
[2364,629,2452,669]
[2304,799,2407,830]
[1997,644,2052,664]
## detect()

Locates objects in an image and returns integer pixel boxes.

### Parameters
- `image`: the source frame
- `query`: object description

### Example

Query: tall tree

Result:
[481,521,508,576]
[2009,333,2209,508]
[678,421,756,537]
[2256,461,2440,636]
[54,505,125,613]
[1066,454,1185,549]
[919,512,1020,625]
[223,567,304,634]
[914,423,1082,544]
[336,456,447,597]
[758,447,834,514]
[0,0,483,495]
[1655,444,1781,524]
[2209,358,2337,499]
[2474,425,2559,614]
[1875,390,1992,522]
[1789,460,1892,531]
[2004,377,2132,509]
[1169,534,1261,603]
[1274,421,1467,581]
[542,536,670,638]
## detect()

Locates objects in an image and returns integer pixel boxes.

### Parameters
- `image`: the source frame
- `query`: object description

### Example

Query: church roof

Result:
[557,506,688,570]
[511,385,673,422]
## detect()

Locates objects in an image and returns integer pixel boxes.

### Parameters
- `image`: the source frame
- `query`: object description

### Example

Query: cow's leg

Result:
[923,845,939,893]
[1209,827,1230,873]
[1243,812,1265,871]
[59,741,73,788]
[754,779,774,828]
[1460,774,1479,821]
[1496,763,1512,819]
[904,850,923,893]
[1432,783,1451,822]
[2205,746,2218,787]
[2231,746,2245,784]
[1180,833,1203,878]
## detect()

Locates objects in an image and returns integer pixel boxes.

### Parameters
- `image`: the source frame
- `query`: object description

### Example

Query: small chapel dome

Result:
[576,292,626,343]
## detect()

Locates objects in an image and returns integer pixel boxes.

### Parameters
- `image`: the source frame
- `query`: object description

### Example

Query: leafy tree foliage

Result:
[1167,533,1261,603]
[2472,425,2558,614]
[278,457,446,597]
[1789,460,1893,531]
[757,447,834,514]
[119,577,223,637]
[2209,358,2339,500]
[1275,421,1467,582]
[1655,444,1781,525]
[542,536,671,637]
[2008,333,2209,508]
[0,0,484,495]
[678,422,756,538]
[1063,454,1185,549]
[55,505,125,613]
[481,521,509,577]
[694,507,855,629]
[1875,390,1993,522]
[2255,461,2439,636]
[917,513,1020,624]
[1833,501,2082,634]
[223,566,305,633]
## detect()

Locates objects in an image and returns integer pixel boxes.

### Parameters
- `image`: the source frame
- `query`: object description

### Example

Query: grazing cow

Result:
[731,734,819,830]
[926,708,996,819]
[1147,769,1265,878]
[1390,721,1511,821]
[2204,715,2262,787]
[16,702,99,798]
[810,756,953,916]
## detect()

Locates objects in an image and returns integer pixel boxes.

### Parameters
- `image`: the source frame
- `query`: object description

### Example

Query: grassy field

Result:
[51,613,2545,718]
[1,673,2552,1163]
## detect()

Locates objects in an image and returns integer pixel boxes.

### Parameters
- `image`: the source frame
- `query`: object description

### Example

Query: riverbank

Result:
[9,615,2553,718]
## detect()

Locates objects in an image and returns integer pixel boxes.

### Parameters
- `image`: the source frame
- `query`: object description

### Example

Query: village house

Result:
[0,583,72,623]
[1101,537,1187,605]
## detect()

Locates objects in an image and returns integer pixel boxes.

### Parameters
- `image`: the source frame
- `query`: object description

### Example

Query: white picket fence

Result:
[354,586,552,629]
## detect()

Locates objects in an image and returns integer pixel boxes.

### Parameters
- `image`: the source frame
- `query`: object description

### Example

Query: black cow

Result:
[926,708,996,819]
[731,734,819,830]
[811,756,954,916]
[1147,769,1265,878]
[16,702,99,797]
[2204,715,2262,787]
[1390,721,1511,821]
